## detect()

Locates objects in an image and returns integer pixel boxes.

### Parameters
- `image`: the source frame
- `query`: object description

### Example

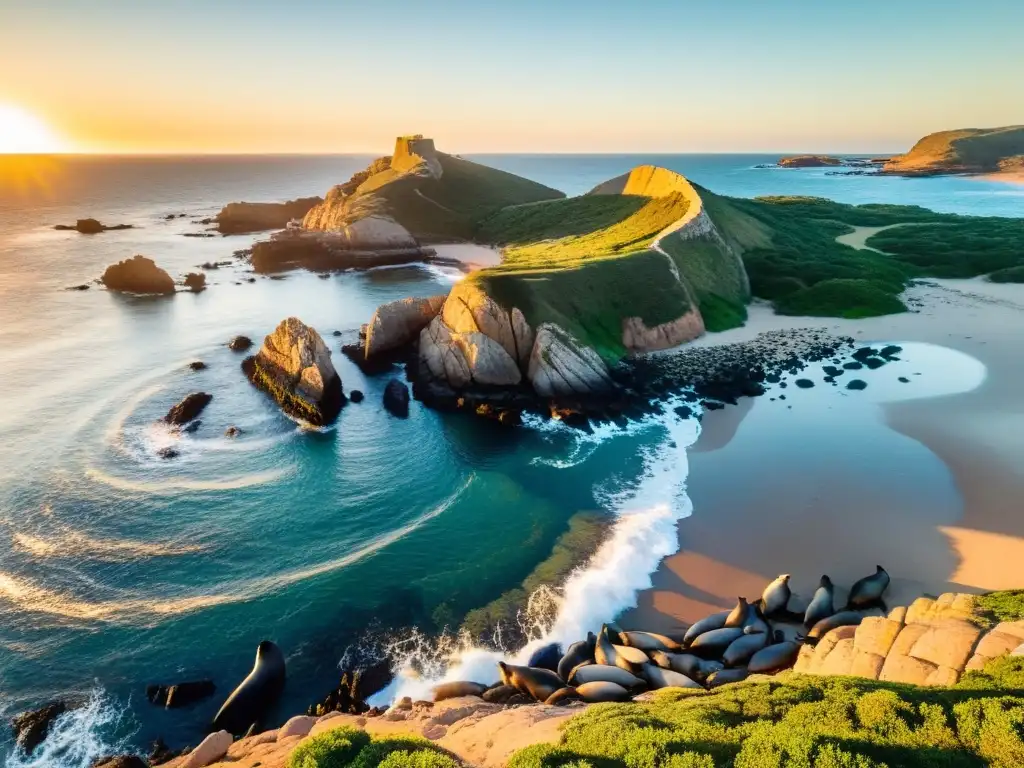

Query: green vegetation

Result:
[866,219,1024,279]
[289,731,460,768]
[974,590,1024,627]
[775,279,908,319]
[989,266,1024,283]
[477,195,650,246]
[884,125,1024,175]
[461,512,609,643]
[507,661,1024,767]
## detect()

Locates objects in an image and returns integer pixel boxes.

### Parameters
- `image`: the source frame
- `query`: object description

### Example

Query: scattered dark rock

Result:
[148,738,183,766]
[11,701,69,754]
[228,335,253,352]
[383,379,410,418]
[349,390,365,403]
[91,755,147,768]
[182,233,216,238]
[318,273,331,280]
[180,420,202,434]
[224,426,242,437]
[898,376,910,383]
[795,379,815,389]
[245,277,256,284]
[188,361,207,371]
[146,680,216,709]
[474,403,522,426]
[183,272,206,293]
[157,447,180,460]
[823,365,844,378]
[843,362,863,370]
[101,255,175,295]
[847,379,868,390]
[332,331,342,337]
[165,213,186,220]
[163,393,212,425]
[703,400,725,410]
[307,660,393,717]
[880,345,902,359]
[66,284,91,291]
[864,357,885,370]
[55,219,133,234]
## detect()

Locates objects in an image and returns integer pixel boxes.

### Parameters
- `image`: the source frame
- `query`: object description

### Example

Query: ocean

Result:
[0,154,1020,766]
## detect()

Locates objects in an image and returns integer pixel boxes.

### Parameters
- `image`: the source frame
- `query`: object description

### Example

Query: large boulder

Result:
[101,255,175,295]
[163,393,212,426]
[244,318,344,425]
[383,379,411,418]
[214,197,322,234]
[10,701,69,754]
[184,272,206,292]
[528,324,614,397]
[364,295,447,358]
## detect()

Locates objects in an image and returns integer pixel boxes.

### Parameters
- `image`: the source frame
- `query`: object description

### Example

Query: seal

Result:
[595,625,647,674]
[481,684,519,704]
[743,603,770,636]
[724,597,752,628]
[545,687,583,706]
[806,610,865,643]
[212,641,286,735]
[748,635,800,674]
[557,633,596,682]
[804,575,836,629]
[527,642,563,673]
[722,630,769,667]
[576,681,631,703]
[705,668,749,689]
[682,610,729,647]
[432,681,488,702]
[642,664,701,690]
[688,627,744,659]
[649,651,723,683]
[847,566,890,609]
[760,574,791,617]
[619,631,681,653]
[568,663,645,690]
[497,661,564,702]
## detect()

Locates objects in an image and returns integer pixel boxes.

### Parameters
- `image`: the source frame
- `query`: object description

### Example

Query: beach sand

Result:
[622,279,1024,634]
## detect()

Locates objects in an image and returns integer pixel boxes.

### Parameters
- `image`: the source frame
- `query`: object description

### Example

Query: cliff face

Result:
[883,125,1024,176]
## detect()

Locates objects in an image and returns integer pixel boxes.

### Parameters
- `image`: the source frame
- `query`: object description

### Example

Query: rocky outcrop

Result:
[777,155,843,168]
[249,229,427,274]
[364,295,447,358]
[622,309,705,352]
[214,197,322,234]
[228,335,252,352]
[383,379,410,417]
[55,219,133,234]
[244,318,344,425]
[163,393,212,426]
[147,680,216,708]
[184,272,206,292]
[10,701,69,754]
[528,324,614,397]
[101,255,176,295]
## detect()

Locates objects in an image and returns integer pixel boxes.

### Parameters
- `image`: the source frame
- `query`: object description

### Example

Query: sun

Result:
[0,104,65,154]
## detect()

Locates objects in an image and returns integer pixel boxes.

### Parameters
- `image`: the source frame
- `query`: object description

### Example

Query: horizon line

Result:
[1,149,904,158]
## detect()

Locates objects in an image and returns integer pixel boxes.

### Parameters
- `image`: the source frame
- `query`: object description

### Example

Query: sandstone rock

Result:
[510,308,535,368]
[365,295,447,358]
[905,593,976,625]
[818,637,856,676]
[11,701,69,754]
[245,318,343,425]
[163,393,212,426]
[853,617,903,658]
[419,318,472,388]
[180,731,232,768]
[93,756,147,768]
[442,283,518,362]
[184,272,206,292]
[215,197,322,234]
[906,619,981,671]
[622,309,705,352]
[418,316,521,388]
[1013,642,1024,656]
[926,665,962,687]
[383,379,410,417]
[228,335,253,352]
[850,650,886,680]
[810,626,857,673]
[888,606,908,623]
[993,621,1024,643]
[879,653,938,685]
[888,624,929,657]
[227,730,278,759]
[101,255,175,295]
[528,323,613,397]
[973,628,1024,659]
[276,715,316,740]
[793,644,816,674]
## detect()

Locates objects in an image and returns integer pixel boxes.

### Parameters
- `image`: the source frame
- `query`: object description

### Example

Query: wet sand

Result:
[622,279,1024,634]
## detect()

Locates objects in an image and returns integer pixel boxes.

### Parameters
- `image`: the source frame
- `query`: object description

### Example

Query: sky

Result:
[0,0,1022,154]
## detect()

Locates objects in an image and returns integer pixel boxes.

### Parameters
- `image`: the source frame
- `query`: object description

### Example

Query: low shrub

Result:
[287,727,370,768]
[775,279,907,318]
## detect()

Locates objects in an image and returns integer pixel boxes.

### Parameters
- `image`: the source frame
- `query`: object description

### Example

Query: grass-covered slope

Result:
[509,659,1024,767]
[883,125,1024,176]
[866,218,1024,279]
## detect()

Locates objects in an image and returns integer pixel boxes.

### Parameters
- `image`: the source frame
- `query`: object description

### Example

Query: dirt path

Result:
[834,223,907,252]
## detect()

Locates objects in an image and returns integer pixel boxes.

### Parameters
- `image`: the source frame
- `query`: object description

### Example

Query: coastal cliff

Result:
[883,125,1024,176]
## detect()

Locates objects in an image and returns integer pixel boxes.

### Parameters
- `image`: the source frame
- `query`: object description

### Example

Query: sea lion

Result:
[724,597,751,628]
[641,664,701,690]
[212,641,286,735]
[568,663,645,691]
[497,662,564,702]
[482,684,519,704]
[619,631,681,653]
[432,681,488,702]
[705,668,749,689]
[760,574,791,617]
[847,566,890,609]
[722,630,769,667]
[688,627,745,659]
[806,610,865,643]
[748,637,801,674]
[804,575,836,629]
[576,681,631,703]
[545,687,583,706]
[595,626,647,674]
[605,622,626,645]
[527,642,563,673]
[743,603,771,636]
[557,633,596,682]
[682,611,730,646]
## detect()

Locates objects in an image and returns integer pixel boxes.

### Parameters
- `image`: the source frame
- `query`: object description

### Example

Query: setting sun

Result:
[0,104,65,154]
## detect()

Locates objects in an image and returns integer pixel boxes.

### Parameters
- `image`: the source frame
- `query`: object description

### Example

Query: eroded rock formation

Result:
[214,197,322,234]
[243,318,344,425]
[55,219,133,234]
[101,255,176,295]
[364,295,447,358]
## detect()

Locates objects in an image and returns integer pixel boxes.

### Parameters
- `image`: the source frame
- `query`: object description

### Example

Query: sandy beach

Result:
[622,278,1024,634]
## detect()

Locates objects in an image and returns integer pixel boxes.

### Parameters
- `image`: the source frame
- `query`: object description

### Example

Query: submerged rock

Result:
[224,426,242,437]
[163,393,212,425]
[157,447,180,460]
[11,701,69,753]
[188,361,207,371]
[214,197,322,234]
[55,218,133,234]
[383,379,410,417]
[228,335,252,352]
[349,389,364,403]
[101,255,175,295]
[146,680,216,708]
[183,272,207,292]
[244,318,344,425]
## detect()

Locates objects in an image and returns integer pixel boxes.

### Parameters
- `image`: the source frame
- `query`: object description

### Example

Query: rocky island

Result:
[883,124,1024,177]
[776,155,843,168]
[214,197,323,234]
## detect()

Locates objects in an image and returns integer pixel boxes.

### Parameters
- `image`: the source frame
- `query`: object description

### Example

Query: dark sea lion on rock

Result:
[497,662,563,702]
[649,652,722,682]
[212,641,286,735]
[557,633,596,681]
[527,642,563,673]
[760,574,792,617]
[481,684,518,704]
[619,631,681,652]
[722,631,769,668]
[688,627,744,659]
[576,681,631,703]
[682,610,730,646]
[742,604,770,636]
[724,597,751,628]
[748,636,801,674]
[568,663,645,690]
[706,668,749,689]
[847,566,890,609]
[544,687,583,706]
[595,625,646,674]
[642,664,701,690]
[806,611,865,644]
[804,575,836,629]
[431,681,487,702]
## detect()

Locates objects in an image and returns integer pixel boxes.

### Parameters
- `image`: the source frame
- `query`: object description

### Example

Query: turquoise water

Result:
[0,155,1020,765]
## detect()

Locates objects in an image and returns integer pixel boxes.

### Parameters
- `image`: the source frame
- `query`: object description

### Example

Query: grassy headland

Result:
[883,125,1024,176]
